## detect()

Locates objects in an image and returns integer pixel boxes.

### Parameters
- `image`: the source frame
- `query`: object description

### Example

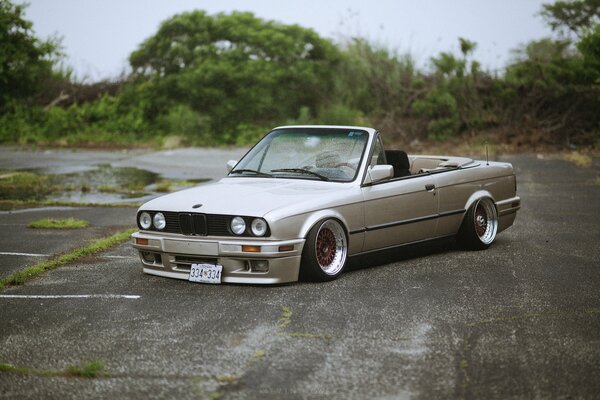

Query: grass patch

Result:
[97,185,121,193]
[275,306,333,340]
[208,391,224,400]
[0,171,55,200]
[155,179,200,193]
[28,218,90,229]
[86,184,149,199]
[0,199,141,211]
[0,360,109,379]
[0,227,136,290]
[155,181,173,193]
[216,375,239,383]
[277,306,292,330]
[65,360,110,378]
[563,151,593,167]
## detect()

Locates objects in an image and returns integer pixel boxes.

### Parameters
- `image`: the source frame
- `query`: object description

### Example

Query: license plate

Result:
[189,263,222,284]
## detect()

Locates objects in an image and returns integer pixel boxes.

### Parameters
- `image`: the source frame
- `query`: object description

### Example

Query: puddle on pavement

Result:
[4,164,209,204]
[55,164,157,188]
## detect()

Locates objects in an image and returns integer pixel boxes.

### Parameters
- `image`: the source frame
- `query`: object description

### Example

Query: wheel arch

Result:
[459,190,497,225]
[298,210,350,240]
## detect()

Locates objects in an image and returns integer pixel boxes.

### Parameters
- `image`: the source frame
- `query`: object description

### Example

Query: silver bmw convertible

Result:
[132,125,520,284]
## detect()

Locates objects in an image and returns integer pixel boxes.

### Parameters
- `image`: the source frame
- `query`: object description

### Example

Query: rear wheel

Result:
[460,198,498,249]
[300,219,348,281]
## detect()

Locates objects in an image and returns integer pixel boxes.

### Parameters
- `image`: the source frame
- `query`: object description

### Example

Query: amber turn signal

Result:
[278,245,294,252]
[135,238,149,246]
[242,245,261,253]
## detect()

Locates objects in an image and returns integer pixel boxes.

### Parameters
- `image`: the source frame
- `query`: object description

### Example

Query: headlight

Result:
[230,216,246,235]
[251,218,268,236]
[139,212,152,229]
[153,212,166,230]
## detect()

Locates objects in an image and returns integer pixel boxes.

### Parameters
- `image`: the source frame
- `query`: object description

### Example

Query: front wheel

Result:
[300,219,348,281]
[459,198,498,250]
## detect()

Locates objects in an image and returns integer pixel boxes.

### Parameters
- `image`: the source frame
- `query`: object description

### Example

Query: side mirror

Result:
[226,160,237,173]
[364,165,393,184]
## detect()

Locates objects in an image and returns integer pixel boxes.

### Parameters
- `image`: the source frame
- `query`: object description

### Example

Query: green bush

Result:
[157,104,212,142]
[1,1,599,148]
[317,104,362,126]
[412,90,460,140]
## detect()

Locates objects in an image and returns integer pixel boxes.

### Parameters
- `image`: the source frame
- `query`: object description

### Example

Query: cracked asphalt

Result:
[0,150,599,399]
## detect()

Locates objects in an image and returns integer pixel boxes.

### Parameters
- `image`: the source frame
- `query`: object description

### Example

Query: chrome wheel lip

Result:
[473,198,498,245]
[315,220,347,276]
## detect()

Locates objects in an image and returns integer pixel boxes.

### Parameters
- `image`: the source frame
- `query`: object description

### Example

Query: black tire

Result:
[459,198,498,250]
[300,219,348,282]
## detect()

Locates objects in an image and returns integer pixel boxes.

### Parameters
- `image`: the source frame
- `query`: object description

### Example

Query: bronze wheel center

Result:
[316,228,336,266]
[475,205,488,237]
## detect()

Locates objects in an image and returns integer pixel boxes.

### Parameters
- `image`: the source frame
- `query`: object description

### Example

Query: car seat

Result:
[384,150,411,178]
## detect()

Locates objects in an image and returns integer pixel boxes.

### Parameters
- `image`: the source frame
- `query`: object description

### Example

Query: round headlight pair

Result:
[139,212,166,230]
[230,217,268,236]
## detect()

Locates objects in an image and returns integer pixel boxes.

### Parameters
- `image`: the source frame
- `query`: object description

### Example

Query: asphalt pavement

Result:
[0,151,599,399]
[0,207,136,278]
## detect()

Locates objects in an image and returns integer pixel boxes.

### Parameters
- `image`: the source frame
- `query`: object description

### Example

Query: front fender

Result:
[298,210,349,239]
[266,209,351,242]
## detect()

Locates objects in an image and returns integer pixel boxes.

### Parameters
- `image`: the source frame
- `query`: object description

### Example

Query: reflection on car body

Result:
[132,125,520,284]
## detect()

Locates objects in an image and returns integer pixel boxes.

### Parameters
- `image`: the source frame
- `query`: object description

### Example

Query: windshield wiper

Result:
[229,169,273,177]
[270,168,330,181]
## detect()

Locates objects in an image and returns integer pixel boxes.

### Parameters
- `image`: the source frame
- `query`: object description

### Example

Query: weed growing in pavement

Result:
[276,305,333,340]
[0,228,136,290]
[155,179,206,193]
[563,151,592,167]
[0,360,110,378]
[28,218,90,229]
[277,306,293,330]
[207,391,224,400]
[0,171,55,200]
[66,360,110,378]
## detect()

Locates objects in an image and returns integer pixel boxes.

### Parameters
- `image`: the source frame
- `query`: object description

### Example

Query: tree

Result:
[128,11,339,136]
[541,0,600,38]
[577,25,600,82]
[0,0,58,112]
[504,2,600,147]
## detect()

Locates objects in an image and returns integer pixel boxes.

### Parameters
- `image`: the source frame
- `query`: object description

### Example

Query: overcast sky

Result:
[23,0,554,81]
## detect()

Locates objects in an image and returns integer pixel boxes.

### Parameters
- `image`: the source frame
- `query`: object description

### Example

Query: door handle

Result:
[425,184,435,191]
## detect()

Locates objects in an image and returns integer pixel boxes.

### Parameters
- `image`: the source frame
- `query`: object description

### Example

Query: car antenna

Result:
[485,142,489,166]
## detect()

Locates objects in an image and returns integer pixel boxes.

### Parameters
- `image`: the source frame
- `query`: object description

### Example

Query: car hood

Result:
[139,177,357,218]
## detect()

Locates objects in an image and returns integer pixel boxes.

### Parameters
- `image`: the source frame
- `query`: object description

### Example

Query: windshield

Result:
[229,128,369,182]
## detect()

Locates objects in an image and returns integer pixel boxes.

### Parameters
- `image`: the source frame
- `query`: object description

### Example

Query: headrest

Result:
[385,150,410,169]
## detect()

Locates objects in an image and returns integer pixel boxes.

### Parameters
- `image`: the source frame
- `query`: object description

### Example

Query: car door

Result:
[360,136,439,252]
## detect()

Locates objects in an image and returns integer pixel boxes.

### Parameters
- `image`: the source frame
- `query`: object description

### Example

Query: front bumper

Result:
[131,231,305,284]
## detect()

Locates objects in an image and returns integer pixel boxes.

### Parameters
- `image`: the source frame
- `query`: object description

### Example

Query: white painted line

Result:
[0,252,50,257]
[0,294,141,299]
